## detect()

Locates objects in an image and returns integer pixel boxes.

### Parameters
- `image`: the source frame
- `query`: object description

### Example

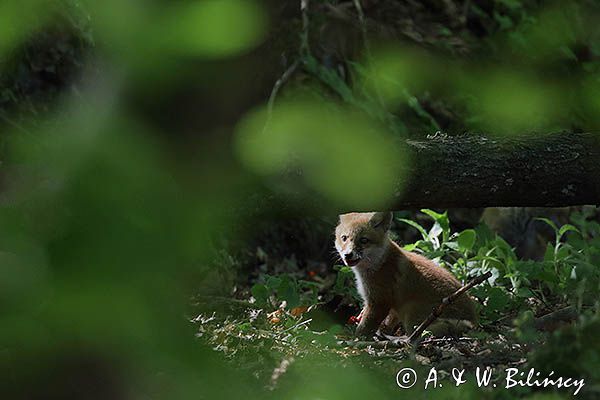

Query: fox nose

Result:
[344,251,355,261]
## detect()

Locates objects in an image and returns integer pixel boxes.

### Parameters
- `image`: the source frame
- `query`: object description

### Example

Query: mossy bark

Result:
[397,132,600,208]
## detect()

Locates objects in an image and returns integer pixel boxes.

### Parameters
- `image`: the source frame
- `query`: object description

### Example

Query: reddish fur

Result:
[335,212,477,338]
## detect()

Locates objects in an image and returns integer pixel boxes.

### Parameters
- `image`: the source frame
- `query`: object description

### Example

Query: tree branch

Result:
[250,132,600,214]
[407,271,492,342]
[397,132,600,209]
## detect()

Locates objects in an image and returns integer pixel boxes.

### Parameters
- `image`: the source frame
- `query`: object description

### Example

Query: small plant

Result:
[396,209,600,323]
[332,264,360,302]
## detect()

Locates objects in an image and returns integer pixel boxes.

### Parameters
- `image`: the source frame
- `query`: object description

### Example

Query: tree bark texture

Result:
[396,132,600,208]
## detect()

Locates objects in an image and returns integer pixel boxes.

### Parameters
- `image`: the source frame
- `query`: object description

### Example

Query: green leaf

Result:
[556,244,571,262]
[457,229,477,251]
[238,322,252,332]
[516,287,534,298]
[543,242,554,262]
[486,287,511,313]
[429,222,443,240]
[421,209,450,240]
[338,266,353,274]
[421,209,445,221]
[474,223,496,245]
[444,241,459,251]
[558,224,580,239]
[402,243,418,251]
[398,218,428,240]
[536,217,559,234]
[265,275,281,291]
[251,283,269,304]
[277,277,300,308]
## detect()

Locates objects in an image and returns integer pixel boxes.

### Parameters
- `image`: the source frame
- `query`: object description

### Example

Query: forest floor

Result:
[191,208,599,398]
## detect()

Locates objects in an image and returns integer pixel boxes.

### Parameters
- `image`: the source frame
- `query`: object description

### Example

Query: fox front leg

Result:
[355,303,389,338]
[379,309,401,335]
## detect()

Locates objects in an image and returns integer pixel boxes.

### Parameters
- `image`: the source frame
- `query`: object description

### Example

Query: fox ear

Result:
[338,213,353,223]
[369,212,393,231]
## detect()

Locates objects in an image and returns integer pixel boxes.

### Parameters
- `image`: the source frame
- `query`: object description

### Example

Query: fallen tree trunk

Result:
[251,132,600,214]
[395,132,600,208]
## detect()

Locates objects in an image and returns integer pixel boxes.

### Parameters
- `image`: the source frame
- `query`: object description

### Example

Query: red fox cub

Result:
[335,212,477,338]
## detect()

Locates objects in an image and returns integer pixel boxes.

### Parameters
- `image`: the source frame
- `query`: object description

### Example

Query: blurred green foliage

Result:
[236,98,405,209]
[0,0,270,398]
[161,1,266,57]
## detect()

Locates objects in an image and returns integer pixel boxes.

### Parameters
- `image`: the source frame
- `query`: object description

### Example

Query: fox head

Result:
[335,211,393,268]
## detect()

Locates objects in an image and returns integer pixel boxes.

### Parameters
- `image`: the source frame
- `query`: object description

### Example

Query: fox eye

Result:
[341,235,348,242]
[359,237,369,245]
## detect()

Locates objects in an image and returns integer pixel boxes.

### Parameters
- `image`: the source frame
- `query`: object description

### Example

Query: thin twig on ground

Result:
[337,338,409,349]
[407,271,493,342]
